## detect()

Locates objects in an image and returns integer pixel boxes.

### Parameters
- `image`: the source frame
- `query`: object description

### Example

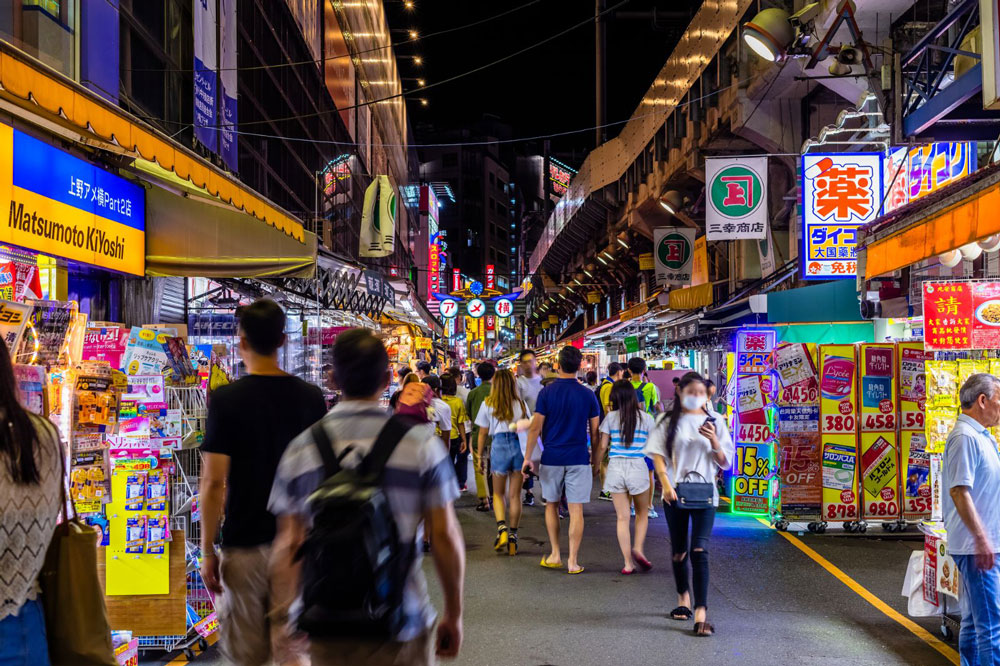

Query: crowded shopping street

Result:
[4,1,1000,665]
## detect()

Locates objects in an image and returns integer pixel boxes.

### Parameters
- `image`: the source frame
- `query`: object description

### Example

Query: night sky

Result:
[386,0,701,158]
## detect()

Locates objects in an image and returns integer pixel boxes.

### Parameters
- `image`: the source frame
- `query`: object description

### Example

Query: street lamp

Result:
[659,190,683,214]
[742,3,819,62]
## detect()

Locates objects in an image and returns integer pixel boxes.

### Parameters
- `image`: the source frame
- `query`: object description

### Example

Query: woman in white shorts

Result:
[596,380,657,575]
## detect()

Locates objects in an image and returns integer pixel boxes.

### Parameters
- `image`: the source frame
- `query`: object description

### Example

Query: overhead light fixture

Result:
[572,278,582,286]
[596,256,608,265]
[404,0,414,8]
[413,56,423,65]
[417,78,426,86]
[601,251,614,261]
[742,3,819,62]
[582,269,594,279]
[419,98,428,106]
[408,30,418,39]
[617,237,629,249]
[659,190,683,215]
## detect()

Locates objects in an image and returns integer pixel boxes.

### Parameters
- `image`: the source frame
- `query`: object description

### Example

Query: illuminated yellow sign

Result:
[0,124,145,275]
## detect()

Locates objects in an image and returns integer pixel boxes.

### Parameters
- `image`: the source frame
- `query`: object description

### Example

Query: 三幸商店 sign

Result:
[801,153,883,281]
[0,125,145,275]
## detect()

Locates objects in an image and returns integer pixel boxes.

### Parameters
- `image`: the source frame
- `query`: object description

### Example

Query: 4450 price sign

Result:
[737,423,773,444]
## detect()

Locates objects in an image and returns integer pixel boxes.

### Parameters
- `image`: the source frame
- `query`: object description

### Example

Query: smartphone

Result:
[702,406,716,428]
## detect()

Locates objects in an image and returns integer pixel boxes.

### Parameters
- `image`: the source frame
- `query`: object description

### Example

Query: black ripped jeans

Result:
[662,502,716,610]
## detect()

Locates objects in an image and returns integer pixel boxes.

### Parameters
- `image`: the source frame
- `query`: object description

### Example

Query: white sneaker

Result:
[648,507,659,519]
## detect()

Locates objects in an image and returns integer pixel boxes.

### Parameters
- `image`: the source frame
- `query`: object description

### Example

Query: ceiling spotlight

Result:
[413,56,423,65]
[743,3,819,62]
[408,30,418,39]
[659,190,683,214]
[420,98,428,106]
[828,60,853,77]
[404,0,414,8]
[417,78,426,86]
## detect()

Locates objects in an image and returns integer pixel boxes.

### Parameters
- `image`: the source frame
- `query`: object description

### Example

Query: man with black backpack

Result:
[269,328,465,665]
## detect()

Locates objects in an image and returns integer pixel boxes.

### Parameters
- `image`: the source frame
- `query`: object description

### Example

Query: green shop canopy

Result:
[771,322,874,345]
[767,280,863,324]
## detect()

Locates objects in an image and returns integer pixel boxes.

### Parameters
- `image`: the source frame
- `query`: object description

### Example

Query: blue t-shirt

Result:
[943,414,1000,555]
[535,378,600,466]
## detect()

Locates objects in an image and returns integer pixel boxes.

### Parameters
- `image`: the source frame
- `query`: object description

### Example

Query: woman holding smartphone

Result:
[645,372,733,637]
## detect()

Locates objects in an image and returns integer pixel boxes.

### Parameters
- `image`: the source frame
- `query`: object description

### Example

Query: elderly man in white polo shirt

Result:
[944,373,1000,666]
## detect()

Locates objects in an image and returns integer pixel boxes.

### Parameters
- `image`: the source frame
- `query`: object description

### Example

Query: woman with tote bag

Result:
[0,339,62,664]
[645,372,734,637]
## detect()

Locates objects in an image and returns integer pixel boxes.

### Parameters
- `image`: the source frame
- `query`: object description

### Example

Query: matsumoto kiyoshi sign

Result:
[0,125,145,275]
[705,157,767,240]
[653,227,695,287]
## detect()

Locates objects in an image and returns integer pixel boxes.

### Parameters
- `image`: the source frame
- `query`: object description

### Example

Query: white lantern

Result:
[979,235,1000,252]
[938,250,963,267]
[960,242,983,261]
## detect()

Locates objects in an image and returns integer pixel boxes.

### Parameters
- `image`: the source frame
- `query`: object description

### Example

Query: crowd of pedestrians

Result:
[0,294,741,665]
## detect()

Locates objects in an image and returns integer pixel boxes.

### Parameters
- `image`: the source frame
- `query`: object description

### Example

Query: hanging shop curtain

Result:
[144,186,317,278]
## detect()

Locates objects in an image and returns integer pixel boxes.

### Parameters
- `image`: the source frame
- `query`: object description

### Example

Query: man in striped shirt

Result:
[269,329,465,665]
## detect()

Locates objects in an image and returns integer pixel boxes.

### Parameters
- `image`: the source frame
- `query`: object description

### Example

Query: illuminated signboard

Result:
[0,125,145,275]
[801,153,882,281]
[485,264,495,290]
[731,328,778,516]
[452,268,461,292]
[548,158,576,196]
[322,154,352,197]
[422,185,441,299]
[883,143,976,214]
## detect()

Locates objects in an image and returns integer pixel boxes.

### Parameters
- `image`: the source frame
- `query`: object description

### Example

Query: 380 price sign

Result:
[822,414,856,434]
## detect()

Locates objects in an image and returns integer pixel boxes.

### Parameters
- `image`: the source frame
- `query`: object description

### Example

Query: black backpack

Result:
[296,414,417,639]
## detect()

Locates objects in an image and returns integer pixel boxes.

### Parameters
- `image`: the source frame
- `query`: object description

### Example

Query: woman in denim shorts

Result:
[475,369,531,555]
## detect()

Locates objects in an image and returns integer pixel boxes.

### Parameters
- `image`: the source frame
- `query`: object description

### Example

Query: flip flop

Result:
[540,556,563,569]
[693,621,715,637]
[567,566,585,575]
[620,568,635,575]
[632,550,653,572]
[669,606,693,621]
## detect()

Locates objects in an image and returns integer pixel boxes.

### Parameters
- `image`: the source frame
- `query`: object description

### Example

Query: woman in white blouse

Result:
[645,372,733,638]
[0,340,62,664]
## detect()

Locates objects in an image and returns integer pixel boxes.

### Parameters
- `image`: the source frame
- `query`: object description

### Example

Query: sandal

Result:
[693,621,715,637]
[669,606,693,621]
[567,566,585,575]
[632,550,653,572]
[493,526,508,552]
[475,501,491,512]
[620,568,635,575]
[540,556,563,569]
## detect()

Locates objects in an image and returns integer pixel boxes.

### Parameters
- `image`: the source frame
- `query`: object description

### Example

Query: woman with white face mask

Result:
[645,372,734,637]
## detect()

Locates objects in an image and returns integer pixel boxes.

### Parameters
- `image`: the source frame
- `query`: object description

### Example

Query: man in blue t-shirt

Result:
[524,346,600,575]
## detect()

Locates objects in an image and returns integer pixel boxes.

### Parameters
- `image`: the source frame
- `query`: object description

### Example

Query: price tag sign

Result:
[737,423,773,444]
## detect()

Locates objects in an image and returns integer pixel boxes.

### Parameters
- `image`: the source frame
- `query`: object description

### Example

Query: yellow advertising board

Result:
[819,345,859,521]
[898,342,932,519]
[0,124,145,275]
[857,344,901,521]
[105,459,169,596]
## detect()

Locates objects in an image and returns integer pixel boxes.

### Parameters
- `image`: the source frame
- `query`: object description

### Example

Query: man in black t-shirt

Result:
[200,299,327,666]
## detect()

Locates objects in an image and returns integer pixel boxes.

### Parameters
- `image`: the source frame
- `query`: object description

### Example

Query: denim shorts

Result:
[0,597,50,666]
[490,432,523,475]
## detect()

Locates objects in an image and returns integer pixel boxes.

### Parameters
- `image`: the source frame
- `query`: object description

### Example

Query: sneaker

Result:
[523,491,535,507]
[558,508,568,520]
[508,533,518,556]
[599,491,612,501]
[459,485,468,493]
[630,505,635,517]
[648,507,659,519]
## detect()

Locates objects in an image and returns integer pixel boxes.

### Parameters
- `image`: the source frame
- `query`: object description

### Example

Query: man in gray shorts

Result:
[524,346,600,575]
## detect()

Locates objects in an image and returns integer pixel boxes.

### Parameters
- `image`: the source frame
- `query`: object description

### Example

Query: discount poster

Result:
[819,345,859,521]
[859,344,899,521]
[731,329,777,516]
[899,342,931,519]
[774,343,822,519]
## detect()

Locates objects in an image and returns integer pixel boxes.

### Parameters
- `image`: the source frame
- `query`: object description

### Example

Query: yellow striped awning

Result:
[0,46,305,243]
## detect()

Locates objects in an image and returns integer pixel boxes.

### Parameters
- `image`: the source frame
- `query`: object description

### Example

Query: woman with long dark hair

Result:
[595,380,657,574]
[645,372,733,637]
[0,341,62,664]
[474,368,530,555]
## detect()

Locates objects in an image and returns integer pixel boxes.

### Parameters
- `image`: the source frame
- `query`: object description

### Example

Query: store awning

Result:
[767,280,863,323]
[145,185,316,277]
[669,283,713,310]
[863,162,1000,279]
[0,44,306,243]
[772,322,874,344]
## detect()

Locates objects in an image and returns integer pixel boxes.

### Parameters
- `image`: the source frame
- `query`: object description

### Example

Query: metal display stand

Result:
[136,386,213,659]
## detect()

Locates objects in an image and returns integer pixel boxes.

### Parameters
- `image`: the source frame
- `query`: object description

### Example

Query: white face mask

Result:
[681,394,706,411]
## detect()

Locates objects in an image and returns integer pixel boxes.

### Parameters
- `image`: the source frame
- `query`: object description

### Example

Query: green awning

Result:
[767,280,863,323]
[772,322,874,344]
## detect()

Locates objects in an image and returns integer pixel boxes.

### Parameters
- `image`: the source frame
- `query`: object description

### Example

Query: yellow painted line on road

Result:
[165,632,218,665]
[755,517,959,665]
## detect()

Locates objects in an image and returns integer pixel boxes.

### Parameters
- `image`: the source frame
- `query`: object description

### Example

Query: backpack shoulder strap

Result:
[310,421,340,478]
[361,414,420,480]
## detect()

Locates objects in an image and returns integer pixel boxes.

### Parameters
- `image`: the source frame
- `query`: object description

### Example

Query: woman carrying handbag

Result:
[645,372,733,637]
[0,339,62,664]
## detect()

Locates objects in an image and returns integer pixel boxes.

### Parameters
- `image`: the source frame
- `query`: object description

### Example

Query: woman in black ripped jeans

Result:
[645,373,734,637]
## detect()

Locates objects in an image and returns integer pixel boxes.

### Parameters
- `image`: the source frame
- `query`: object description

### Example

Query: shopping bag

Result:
[39,463,116,666]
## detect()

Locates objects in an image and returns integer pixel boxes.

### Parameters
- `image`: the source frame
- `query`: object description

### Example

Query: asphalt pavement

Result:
[144,493,956,666]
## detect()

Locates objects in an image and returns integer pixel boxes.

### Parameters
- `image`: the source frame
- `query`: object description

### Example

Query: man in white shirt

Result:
[516,349,543,506]
[516,349,543,412]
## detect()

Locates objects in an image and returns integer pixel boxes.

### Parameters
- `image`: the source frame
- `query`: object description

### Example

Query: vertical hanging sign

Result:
[193,0,218,153]
[819,344,860,523]
[898,342,931,520]
[452,268,461,292]
[858,344,900,522]
[731,328,777,516]
[705,157,768,240]
[485,264,495,290]
[219,0,238,172]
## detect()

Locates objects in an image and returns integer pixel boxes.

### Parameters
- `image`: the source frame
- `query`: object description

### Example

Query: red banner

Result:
[919,281,1000,350]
